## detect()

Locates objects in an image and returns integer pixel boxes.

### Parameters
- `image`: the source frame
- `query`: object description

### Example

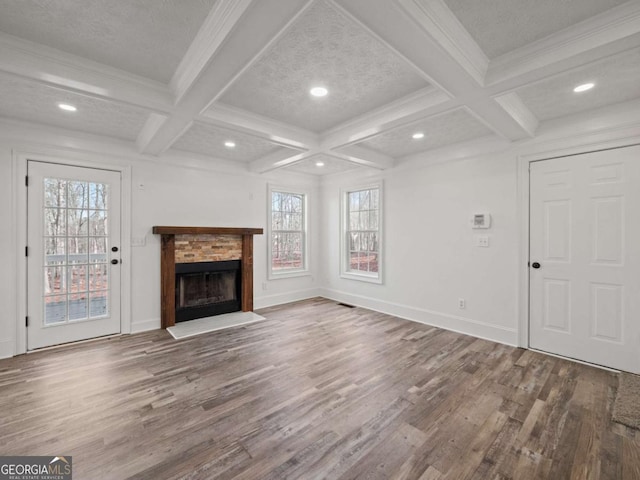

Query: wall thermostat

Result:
[471,213,491,229]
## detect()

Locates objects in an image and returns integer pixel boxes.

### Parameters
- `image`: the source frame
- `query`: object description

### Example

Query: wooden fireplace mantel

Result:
[152,226,264,328]
[152,226,264,236]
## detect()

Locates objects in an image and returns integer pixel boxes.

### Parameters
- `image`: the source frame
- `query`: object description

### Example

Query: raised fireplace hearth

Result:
[152,226,263,328]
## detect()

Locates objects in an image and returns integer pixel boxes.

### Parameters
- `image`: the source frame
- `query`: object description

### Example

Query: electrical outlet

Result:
[475,235,490,247]
[458,298,466,309]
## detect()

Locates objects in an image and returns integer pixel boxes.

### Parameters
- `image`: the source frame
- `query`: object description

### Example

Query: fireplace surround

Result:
[152,226,263,328]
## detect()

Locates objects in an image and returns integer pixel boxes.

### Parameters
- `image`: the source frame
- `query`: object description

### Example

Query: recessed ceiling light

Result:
[58,103,77,112]
[315,161,325,167]
[224,141,236,148]
[573,83,595,93]
[310,86,328,97]
[412,132,424,140]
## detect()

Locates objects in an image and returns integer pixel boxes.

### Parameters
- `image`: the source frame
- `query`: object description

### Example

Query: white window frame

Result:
[340,181,383,284]
[267,185,310,279]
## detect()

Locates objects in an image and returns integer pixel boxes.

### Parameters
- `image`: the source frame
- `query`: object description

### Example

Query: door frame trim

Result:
[516,135,640,349]
[12,150,132,355]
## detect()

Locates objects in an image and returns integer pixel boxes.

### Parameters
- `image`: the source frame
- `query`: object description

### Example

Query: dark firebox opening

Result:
[175,260,241,322]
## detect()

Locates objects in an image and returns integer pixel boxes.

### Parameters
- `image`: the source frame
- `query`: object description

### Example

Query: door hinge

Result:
[25,316,29,327]
[25,175,28,187]
[25,246,28,257]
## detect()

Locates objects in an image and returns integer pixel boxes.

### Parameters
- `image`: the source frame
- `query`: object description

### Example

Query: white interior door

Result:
[27,161,122,350]
[529,145,640,374]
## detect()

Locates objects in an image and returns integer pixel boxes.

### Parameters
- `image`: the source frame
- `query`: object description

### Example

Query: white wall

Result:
[127,159,321,331]
[320,152,520,344]
[1,102,638,358]
[319,103,640,347]
[0,141,15,357]
[0,120,320,357]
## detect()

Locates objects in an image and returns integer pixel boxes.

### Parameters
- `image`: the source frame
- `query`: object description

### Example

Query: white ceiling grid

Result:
[0,0,638,174]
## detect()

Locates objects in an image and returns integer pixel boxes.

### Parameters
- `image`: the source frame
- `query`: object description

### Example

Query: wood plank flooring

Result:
[0,298,638,479]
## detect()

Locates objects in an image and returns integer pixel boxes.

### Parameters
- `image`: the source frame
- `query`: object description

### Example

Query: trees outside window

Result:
[341,183,382,283]
[269,187,308,278]
[43,178,110,321]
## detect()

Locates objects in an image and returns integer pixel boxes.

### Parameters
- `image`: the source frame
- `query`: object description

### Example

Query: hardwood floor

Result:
[1,298,638,479]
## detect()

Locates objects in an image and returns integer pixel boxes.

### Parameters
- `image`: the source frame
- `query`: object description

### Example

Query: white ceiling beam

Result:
[321,88,455,150]
[530,98,640,146]
[249,148,317,173]
[198,104,319,150]
[337,0,533,141]
[462,95,535,140]
[492,92,539,138]
[398,134,511,168]
[331,145,394,170]
[170,0,255,102]
[486,1,640,92]
[0,33,173,113]
[395,0,489,86]
[334,0,480,97]
[137,0,311,155]
[136,113,171,153]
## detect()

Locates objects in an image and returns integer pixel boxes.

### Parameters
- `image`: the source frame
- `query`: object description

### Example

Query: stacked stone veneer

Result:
[174,234,242,263]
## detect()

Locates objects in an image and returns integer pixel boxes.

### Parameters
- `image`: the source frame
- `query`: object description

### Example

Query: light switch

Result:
[131,236,146,247]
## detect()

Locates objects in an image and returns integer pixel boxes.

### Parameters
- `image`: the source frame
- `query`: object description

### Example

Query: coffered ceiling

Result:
[0,71,149,141]
[442,0,629,58]
[0,0,639,176]
[360,108,493,158]
[0,0,217,83]
[218,0,429,133]
[172,121,292,162]
[287,154,359,176]
[516,48,640,121]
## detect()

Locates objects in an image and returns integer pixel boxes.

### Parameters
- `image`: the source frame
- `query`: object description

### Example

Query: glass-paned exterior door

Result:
[27,161,121,350]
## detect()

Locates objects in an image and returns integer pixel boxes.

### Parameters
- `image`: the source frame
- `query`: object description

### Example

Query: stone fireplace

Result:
[152,227,264,328]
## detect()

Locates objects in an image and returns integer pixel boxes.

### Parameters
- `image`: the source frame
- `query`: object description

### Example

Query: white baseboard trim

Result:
[254,288,322,310]
[319,288,518,346]
[130,318,160,334]
[0,339,15,359]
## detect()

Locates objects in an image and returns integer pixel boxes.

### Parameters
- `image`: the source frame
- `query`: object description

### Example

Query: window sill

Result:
[268,269,311,280]
[340,271,382,284]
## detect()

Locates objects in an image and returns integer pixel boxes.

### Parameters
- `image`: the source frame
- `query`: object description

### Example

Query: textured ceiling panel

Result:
[0,0,217,82]
[286,154,359,176]
[172,122,287,162]
[0,73,148,140]
[517,48,640,121]
[218,0,429,133]
[443,0,628,58]
[360,109,494,158]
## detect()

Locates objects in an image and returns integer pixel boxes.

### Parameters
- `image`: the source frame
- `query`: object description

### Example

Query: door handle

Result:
[111,259,119,265]
[531,262,541,269]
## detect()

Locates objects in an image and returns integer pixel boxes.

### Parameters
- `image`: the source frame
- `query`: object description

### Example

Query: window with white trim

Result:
[341,183,382,283]
[268,187,308,278]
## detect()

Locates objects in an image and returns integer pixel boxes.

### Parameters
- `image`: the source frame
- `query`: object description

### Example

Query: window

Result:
[268,187,308,278]
[341,183,382,283]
